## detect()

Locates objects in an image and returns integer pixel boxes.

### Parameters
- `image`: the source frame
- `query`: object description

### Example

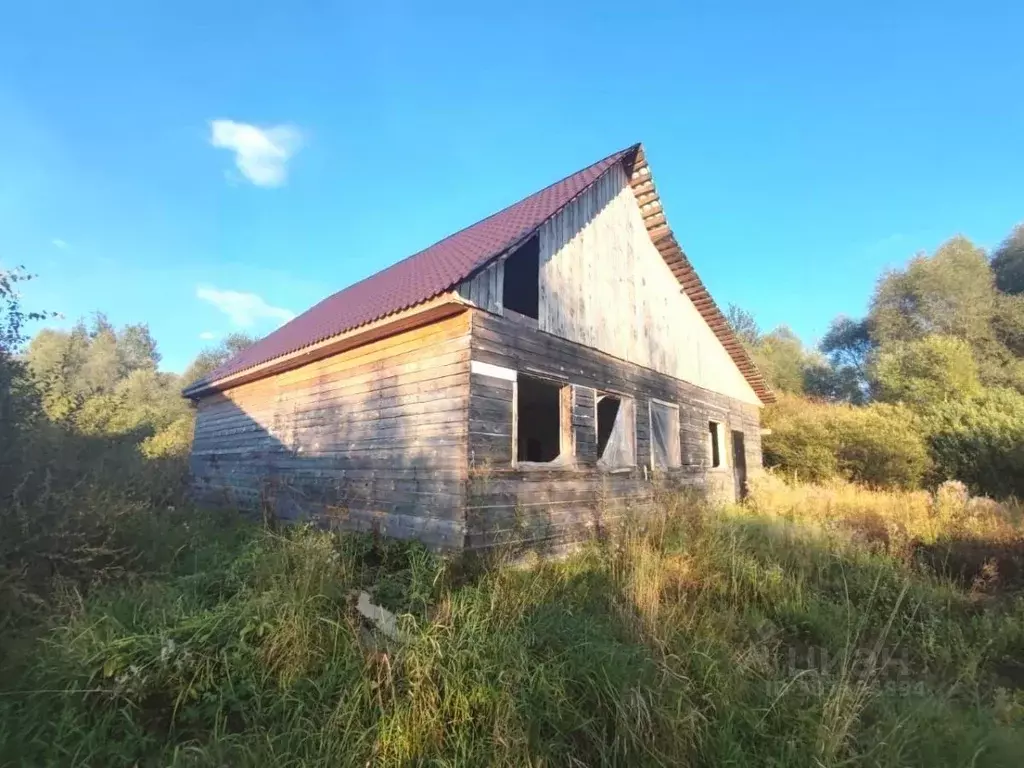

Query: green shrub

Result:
[919,388,1024,498]
[764,396,929,488]
[872,335,982,407]
[761,396,839,482]
[140,414,195,458]
[0,427,190,625]
[833,402,929,489]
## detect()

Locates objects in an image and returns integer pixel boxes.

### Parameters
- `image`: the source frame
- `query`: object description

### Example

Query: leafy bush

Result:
[141,414,195,458]
[761,396,839,482]
[872,335,981,407]
[0,426,190,624]
[919,388,1024,498]
[764,395,929,488]
[833,402,930,488]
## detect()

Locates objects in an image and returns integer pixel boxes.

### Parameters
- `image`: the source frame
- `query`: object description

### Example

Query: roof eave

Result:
[181,294,468,399]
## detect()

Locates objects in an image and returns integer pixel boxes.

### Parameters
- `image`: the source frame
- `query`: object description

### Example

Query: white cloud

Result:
[198,330,218,340]
[196,285,295,328]
[209,119,303,187]
[51,238,68,249]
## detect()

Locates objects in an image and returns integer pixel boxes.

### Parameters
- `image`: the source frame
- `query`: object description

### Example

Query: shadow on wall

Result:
[463,465,656,556]
[462,448,738,555]
[189,365,468,550]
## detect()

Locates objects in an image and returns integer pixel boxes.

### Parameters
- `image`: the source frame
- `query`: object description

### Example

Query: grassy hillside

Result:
[2,478,1023,766]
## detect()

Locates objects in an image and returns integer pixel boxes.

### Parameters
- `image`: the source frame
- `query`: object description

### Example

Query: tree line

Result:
[1,274,260,606]
[0,270,253,500]
[732,224,1024,496]
[21,312,253,457]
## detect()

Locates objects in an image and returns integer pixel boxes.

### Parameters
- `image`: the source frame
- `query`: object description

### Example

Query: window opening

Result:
[597,394,635,467]
[516,375,564,463]
[502,236,540,318]
[709,421,723,468]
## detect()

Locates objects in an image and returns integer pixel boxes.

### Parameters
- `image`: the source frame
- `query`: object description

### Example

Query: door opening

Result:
[731,430,747,499]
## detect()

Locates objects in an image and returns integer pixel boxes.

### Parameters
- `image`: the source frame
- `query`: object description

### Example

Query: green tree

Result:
[991,293,1024,358]
[821,316,872,372]
[791,316,874,404]
[118,323,161,373]
[726,303,761,349]
[868,236,995,346]
[26,314,170,420]
[80,316,122,395]
[182,332,256,388]
[0,267,50,495]
[752,326,811,395]
[76,369,189,438]
[803,361,867,404]
[991,223,1024,296]
[725,305,815,395]
[872,335,981,407]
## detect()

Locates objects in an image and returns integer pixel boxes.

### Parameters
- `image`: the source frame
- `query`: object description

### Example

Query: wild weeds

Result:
[2,477,1024,766]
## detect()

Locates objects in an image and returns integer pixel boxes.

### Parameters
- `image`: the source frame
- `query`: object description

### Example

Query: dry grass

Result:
[2,478,1024,766]
[749,472,1023,545]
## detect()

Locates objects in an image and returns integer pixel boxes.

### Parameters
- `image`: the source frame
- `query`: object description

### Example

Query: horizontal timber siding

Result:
[189,312,472,548]
[467,309,762,549]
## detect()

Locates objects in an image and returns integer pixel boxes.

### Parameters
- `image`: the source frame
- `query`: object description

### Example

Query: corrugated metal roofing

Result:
[184,143,773,403]
[186,146,633,393]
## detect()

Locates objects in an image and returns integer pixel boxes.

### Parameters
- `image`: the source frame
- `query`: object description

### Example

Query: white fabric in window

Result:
[651,401,681,468]
[598,397,635,467]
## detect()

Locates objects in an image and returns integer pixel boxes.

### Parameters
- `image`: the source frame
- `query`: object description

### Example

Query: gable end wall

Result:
[457,164,760,405]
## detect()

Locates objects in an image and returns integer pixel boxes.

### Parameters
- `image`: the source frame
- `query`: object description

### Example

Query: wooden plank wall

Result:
[190,312,472,549]
[466,309,762,549]
[536,163,761,406]
[456,261,504,314]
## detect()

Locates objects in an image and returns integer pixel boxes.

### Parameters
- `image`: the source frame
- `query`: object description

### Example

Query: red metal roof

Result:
[185,146,634,393]
[184,143,773,404]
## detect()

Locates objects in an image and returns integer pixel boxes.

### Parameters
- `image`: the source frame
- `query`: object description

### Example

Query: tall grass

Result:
[2,474,1024,766]
[749,473,1022,544]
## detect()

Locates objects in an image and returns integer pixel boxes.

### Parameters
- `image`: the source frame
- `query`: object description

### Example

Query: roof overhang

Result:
[182,295,468,399]
[622,145,775,404]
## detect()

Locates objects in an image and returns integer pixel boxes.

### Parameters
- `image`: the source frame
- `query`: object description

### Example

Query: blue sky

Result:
[2,1,1021,373]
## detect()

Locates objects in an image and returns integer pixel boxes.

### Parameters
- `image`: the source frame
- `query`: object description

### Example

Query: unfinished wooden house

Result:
[183,144,774,550]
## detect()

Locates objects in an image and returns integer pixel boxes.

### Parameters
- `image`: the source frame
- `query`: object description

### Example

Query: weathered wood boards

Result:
[190,312,473,549]
[453,164,762,407]
[464,309,762,549]
[536,163,760,405]
[188,303,761,552]
[457,261,504,315]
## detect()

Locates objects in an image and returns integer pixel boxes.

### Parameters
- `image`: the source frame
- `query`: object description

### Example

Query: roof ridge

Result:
[183,141,774,406]
[184,145,639,394]
[262,144,639,325]
[377,143,638,277]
